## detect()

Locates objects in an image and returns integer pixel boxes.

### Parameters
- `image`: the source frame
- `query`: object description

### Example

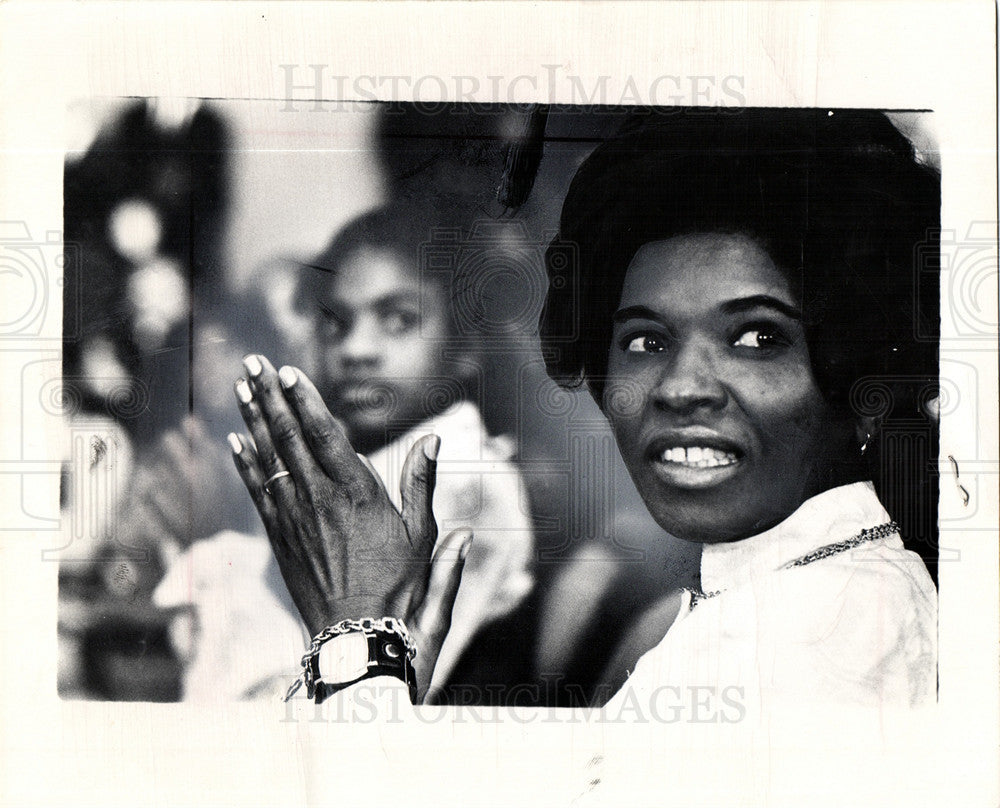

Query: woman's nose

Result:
[650,341,727,414]
[339,318,382,369]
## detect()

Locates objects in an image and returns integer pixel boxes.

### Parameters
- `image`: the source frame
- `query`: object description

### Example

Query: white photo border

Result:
[0,2,996,806]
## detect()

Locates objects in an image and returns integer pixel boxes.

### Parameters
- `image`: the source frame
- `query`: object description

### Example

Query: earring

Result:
[860,432,871,456]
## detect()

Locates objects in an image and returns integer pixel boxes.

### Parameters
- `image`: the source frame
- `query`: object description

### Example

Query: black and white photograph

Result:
[1,3,997,807]
[56,99,944,709]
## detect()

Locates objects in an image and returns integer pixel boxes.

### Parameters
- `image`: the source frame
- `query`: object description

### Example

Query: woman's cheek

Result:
[604,376,650,424]
[761,393,828,464]
[603,370,651,447]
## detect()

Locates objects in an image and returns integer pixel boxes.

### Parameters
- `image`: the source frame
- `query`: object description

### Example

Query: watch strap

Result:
[311,629,418,704]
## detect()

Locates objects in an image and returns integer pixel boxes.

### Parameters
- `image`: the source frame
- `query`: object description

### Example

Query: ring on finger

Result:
[263,469,292,496]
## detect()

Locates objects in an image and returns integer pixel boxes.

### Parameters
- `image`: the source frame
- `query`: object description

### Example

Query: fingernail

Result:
[235,378,253,404]
[278,366,298,389]
[423,434,440,462]
[243,354,263,378]
[227,433,242,454]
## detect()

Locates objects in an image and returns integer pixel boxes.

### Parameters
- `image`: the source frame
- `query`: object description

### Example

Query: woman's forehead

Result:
[618,234,796,313]
[319,246,435,304]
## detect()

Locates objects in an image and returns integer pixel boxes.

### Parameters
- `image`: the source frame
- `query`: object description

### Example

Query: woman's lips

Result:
[645,433,746,489]
[660,446,738,467]
[338,384,392,408]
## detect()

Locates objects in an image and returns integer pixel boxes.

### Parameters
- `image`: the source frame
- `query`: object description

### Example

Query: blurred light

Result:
[64,109,100,165]
[126,258,189,352]
[886,112,941,171]
[192,323,238,415]
[80,336,132,398]
[922,395,940,422]
[65,98,132,165]
[108,199,162,263]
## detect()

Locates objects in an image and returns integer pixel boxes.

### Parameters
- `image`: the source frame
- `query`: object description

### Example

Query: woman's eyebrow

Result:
[719,295,802,320]
[372,291,422,311]
[299,261,335,274]
[612,305,668,325]
[317,299,346,319]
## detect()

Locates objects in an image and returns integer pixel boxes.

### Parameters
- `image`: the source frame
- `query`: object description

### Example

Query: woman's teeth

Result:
[661,447,738,467]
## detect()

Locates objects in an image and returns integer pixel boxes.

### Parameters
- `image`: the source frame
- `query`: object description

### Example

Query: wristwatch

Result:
[310,626,418,704]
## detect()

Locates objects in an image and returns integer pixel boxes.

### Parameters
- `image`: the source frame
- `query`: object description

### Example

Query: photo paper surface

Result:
[0,3,996,806]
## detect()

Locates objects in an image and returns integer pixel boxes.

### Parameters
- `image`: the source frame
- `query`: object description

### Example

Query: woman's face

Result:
[604,233,861,543]
[312,246,454,454]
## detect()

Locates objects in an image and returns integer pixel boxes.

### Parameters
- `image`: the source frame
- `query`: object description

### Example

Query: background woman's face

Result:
[604,234,859,543]
[313,246,453,453]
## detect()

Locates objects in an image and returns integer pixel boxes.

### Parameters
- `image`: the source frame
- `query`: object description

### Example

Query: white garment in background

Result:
[359,400,535,687]
[153,401,535,700]
[152,530,306,701]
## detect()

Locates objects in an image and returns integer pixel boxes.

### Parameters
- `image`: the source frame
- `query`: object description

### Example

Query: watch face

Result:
[316,632,369,684]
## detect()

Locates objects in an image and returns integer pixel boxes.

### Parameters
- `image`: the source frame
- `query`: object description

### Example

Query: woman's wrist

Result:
[305,598,392,637]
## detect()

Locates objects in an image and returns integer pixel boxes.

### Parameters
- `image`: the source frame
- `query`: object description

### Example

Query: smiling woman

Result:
[605,233,864,544]
[540,107,940,707]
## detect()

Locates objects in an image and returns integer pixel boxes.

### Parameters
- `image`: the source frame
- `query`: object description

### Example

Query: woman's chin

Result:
[643,492,771,545]
[652,500,796,545]
[656,521,744,545]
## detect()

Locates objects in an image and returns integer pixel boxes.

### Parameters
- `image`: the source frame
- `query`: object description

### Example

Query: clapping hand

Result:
[134,415,245,548]
[229,354,472,701]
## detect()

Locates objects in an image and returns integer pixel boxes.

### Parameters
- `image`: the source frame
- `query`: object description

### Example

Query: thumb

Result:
[399,434,440,552]
[414,528,473,652]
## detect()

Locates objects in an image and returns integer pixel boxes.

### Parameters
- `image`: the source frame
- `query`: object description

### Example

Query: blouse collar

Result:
[699,481,892,593]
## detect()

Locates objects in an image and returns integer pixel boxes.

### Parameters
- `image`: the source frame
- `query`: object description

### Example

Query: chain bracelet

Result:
[683,587,723,611]
[284,617,417,702]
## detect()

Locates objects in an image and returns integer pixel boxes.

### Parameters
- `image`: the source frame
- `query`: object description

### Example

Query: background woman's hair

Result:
[296,197,481,336]
[539,107,942,575]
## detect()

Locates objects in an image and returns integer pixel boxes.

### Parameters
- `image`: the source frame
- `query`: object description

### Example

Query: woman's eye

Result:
[382,310,419,335]
[317,303,348,340]
[317,315,345,341]
[625,334,667,353]
[733,326,786,349]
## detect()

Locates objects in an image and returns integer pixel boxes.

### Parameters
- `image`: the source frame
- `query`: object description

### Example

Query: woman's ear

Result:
[854,416,879,455]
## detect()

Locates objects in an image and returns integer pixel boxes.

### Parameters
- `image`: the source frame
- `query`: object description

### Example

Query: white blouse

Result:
[602,481,938,714]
